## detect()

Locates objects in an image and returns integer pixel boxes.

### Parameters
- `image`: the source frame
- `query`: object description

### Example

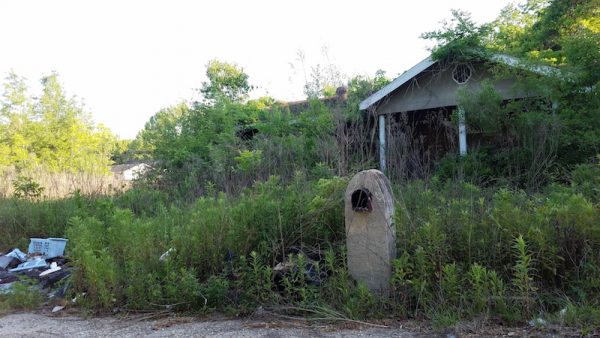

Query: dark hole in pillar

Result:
[351,188,373,212]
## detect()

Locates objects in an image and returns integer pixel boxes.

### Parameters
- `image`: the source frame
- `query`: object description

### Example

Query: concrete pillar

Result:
[345,169,395,295]
[458,106,467,156]
[378,115,386,173]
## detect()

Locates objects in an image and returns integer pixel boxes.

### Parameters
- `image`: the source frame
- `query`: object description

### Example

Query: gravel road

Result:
[0,312,586,337]
[0,313,419,338]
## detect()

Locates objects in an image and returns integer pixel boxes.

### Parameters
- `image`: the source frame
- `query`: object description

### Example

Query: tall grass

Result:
[1,173,598,327]
[0,166,128,199]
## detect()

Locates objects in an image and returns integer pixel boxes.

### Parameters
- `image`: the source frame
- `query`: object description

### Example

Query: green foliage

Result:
[431,310,460,330]
[449,81,560,189]
[422,0,599,183]
[496,0,599,167]
[234,149,263,173]
[440,263,461,308]
[512,235,537,318]
[468,263,489,314]
[134,102,188,163]
[320,249,381,319]
[0,72,119,174]
[200,60,252,104]
[0,195,86,251]
[1,2,599,329]
[291,49,345,99]
[239,251,277,305]
[421,9,492,63]
[488,270,508,316]
[67,208,205,311]
[12,175,44,200]
[57,176,347,311]
[561,301,600,334]
[130,58,387,200]
[569,162,600,202]
[0,280,44,311]
[394,180,599,322]
[0,171,598,328]
[201,275,230,310]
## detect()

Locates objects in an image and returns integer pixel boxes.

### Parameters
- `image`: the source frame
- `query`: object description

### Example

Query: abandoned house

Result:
[359,53,559,178]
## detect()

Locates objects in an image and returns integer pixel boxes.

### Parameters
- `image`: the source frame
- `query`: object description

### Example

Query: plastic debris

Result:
[6,248,27,262]
[28,238,68,258]
[1,238,71,311]
[159,248,176,261]
[9,257,48,272]
[528,318,548,327]
[72,292,86,304]
[52,305,65,313]
[559,307,567,317]
[0,256,20,270]
[39,262,62,277]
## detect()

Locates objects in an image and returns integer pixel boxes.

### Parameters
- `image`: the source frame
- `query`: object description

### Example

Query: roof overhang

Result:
[359,56,435,111]
[359,53,565,111]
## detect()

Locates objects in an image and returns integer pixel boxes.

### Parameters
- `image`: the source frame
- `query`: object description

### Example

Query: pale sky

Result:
[0,0,516,139]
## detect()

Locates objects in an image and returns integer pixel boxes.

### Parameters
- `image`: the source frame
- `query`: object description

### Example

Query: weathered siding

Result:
[377,63,525,115]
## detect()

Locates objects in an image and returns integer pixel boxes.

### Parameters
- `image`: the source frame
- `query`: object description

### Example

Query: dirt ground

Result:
[0,312,415,338]
[0,312,587,338]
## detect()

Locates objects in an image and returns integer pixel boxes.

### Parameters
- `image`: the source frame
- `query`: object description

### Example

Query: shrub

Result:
[0,280,44,311]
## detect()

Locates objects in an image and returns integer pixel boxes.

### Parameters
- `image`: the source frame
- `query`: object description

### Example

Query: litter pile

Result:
[0,238,71,303]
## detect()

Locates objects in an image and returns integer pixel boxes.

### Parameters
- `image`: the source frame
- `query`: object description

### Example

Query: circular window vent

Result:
[452,63,472,84]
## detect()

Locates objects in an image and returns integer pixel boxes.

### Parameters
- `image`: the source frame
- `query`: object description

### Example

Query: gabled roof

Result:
[359,53,563,111]
[359,56,435,111]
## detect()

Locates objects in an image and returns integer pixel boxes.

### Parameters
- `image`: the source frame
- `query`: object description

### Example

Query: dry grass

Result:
[0,166,129,199]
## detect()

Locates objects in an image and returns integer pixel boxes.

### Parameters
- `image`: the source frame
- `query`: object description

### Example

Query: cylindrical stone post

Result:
[344,169,396,295]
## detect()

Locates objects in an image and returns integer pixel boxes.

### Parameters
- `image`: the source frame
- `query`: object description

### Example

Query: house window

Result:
[452,64,472,84]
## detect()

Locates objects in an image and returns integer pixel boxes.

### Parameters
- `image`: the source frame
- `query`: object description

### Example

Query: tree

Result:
[199,60,252,104]
[0,72,36,168]
[135,102,189,164]
[421,9,492,62]
[0,72,118,173]
[488,0,547,53]
[422,0,600,184]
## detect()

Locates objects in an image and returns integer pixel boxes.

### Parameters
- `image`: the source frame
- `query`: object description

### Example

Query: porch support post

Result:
[378,114,386,173]
[458,106,467,156]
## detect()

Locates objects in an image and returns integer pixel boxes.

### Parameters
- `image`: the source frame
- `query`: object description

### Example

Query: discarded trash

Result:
[72,292,86,304]
[52,305,65,313]
[6,248,27,262]
[28,238,68,258]
[0,282,15,294]
[273,248,325,290]
[9,257,48,272]
[49,283,69,299]
[159,248,175,261]
[40,269,70,289]
[39,262,62,277]
[559,307,567,317]
[1,237,72,312]
[0,271,19,284]
[0,255,20,270]
[528,318,548,327]
[0,248,27,270]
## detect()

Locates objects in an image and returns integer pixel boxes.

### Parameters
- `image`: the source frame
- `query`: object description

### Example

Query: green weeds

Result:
[0,176,597,330]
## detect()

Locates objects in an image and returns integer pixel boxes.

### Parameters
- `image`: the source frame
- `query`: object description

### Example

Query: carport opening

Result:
[351,188,373,213]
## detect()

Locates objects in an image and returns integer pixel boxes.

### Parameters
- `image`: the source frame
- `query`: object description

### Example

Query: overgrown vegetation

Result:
[0,72,127,199]
[2,173,598,327]
[422,0,599,190]
[0,0,598,332]
[0,72,120,174]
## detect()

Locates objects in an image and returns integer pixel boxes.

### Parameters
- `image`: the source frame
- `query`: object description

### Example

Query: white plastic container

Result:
[28,238,68,258]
